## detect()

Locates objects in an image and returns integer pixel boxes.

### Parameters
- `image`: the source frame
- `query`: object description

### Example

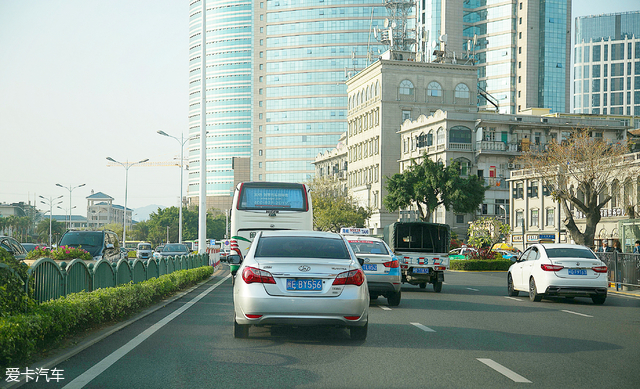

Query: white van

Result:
[137,242,153,260]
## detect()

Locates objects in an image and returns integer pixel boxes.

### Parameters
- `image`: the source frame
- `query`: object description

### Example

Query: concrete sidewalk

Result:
[608,282,640,297]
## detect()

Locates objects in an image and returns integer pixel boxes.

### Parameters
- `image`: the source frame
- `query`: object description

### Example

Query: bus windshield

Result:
[238,183,307,211]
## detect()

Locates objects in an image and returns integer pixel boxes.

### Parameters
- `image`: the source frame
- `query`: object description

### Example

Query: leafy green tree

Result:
[35,219,65,245]
[384,155,487,221]
[467,217,511,248]
[307,177,372,232]
[103,223,123,241]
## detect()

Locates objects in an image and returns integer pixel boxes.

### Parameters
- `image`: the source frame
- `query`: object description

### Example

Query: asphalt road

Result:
[11,268,640,389]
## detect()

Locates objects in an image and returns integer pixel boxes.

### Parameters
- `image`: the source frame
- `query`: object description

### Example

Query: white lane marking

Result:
[411,322,436,332]
[505,296,523,301]
[467,287,480,292]
[561,310,593,318]
[477,358,532,383]
[62,275,230,389]
[380,306,392,311]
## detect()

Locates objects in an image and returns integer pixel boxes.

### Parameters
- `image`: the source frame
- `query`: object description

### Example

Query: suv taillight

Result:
[242,267,276,284]
[383,259,400,268]
[592,265,608,273]
[332,269,365,286]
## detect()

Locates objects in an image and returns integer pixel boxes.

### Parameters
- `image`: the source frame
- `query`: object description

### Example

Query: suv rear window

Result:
[347,240,389,255]
[59,231,104,257]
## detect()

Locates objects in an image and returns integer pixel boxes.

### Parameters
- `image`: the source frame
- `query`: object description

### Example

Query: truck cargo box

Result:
[383,222,450,254]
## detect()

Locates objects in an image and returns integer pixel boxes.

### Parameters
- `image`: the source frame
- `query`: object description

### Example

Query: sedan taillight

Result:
[332,269,365,286]
[592,265,608,273]
[242,266,276,284]
[541,264,564,272]
[383,259,400,268]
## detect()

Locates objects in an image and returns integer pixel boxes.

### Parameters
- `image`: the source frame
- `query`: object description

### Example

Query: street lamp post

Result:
[106,157,149,247]
[157,130,190,244]
[56,183,86,230]
[39,195,63,248]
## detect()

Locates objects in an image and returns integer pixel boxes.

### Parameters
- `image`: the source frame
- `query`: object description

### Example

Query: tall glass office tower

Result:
[416,0,571,114]
[188,0,253,209]
[188,0,387,208]
[573,11,640,116]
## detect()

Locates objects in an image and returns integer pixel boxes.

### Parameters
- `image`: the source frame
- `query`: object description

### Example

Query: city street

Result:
[13,268,640,389]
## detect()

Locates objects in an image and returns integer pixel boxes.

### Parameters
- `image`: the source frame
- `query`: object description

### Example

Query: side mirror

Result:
[357,257,365,267]
[228,255,242,265]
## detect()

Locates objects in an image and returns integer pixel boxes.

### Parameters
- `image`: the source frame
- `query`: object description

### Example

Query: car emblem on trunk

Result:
[299,265,310,272]
[576,262,580,267]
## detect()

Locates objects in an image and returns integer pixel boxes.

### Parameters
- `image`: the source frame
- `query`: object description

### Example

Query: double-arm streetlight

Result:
[106,157,149,246]
[157,130,189,244]
[56,183,86,230]
[39,195,63,248]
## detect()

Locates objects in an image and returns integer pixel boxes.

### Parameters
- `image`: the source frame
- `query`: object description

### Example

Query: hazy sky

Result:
[0,0,638,215]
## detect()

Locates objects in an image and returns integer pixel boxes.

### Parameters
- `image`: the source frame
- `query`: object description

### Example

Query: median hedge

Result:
[0,265,214,369]
[449,259,512,271]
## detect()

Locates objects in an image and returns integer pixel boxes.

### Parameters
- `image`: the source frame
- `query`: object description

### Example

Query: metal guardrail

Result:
[4,254,210,304]
[595,252,640,290]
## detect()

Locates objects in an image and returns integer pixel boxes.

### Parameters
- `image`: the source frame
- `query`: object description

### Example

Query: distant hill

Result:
[134,205,167,222]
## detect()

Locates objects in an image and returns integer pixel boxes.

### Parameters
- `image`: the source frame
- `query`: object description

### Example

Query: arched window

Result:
[611,180,620,208]
[399,80,414,95]
[427,81,442,97]
[427,130,434,146]
[375,81,380,96]
[449,126,472,143]
[455,83,470,98]
[455,157,471,176]
[436,127,445,144]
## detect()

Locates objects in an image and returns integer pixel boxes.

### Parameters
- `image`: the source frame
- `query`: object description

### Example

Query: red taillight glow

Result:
[242,266,276,284]
[592,265,608,273]
[541,264,564,272]
[383,259,400,268]
[435,266,446,271]
[332,269,365,286]
[344,316,361,321]
[245,314,263,319]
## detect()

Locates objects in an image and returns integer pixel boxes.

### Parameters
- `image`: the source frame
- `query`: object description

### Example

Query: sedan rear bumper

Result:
[544,286,608,297]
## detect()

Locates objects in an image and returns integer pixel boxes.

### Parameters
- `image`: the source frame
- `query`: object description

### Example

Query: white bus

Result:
[230,181,313,259]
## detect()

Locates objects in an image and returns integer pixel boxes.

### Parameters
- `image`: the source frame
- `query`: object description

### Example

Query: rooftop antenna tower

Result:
[375,0,416,52]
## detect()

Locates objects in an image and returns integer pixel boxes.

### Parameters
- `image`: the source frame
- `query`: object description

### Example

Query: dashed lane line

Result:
[504,296,523,301]
[62,275,231,389]
[477,358,532,383]
[561,310,593,318]
[410,322,436,332]
[466,287,480,292]
[379,306,392,311]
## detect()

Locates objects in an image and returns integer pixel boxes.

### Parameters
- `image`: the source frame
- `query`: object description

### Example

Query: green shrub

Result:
[26,246,92,261]
[450,259,512,271]
[0,248,36,317]
[0,265,213,369]
[128,250,137,258]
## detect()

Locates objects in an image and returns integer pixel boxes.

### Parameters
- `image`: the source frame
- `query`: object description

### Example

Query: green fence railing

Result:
[17,254,210,304]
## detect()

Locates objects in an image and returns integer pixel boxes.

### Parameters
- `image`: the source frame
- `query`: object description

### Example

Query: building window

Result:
[399,80,414,95]
[455,83,470,98]
[402,110,411,122]
[546,208,555,227]
[456,215,464,224]
[427,81,442,97]
[530,209,539,227]
[259,150,263,156]
[516,210,524,227]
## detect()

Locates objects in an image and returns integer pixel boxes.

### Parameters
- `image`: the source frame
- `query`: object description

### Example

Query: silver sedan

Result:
[233,230,369,340]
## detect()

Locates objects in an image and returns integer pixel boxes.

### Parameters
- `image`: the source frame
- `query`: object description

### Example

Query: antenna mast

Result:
[377,0,416,52]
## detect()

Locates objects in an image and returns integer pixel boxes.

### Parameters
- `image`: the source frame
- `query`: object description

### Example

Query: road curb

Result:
[1,267,227,389]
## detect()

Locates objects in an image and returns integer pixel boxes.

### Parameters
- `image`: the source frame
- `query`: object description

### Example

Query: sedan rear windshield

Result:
[164,244,188,252]
[545,248,597,259]
[348,240,389,255]
[256,237,351,259]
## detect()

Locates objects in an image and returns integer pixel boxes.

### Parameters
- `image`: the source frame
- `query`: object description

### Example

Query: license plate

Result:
[286,279,323,291]
[362,264,377,271]
[568,269,587,276]
[413,267,429,274]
